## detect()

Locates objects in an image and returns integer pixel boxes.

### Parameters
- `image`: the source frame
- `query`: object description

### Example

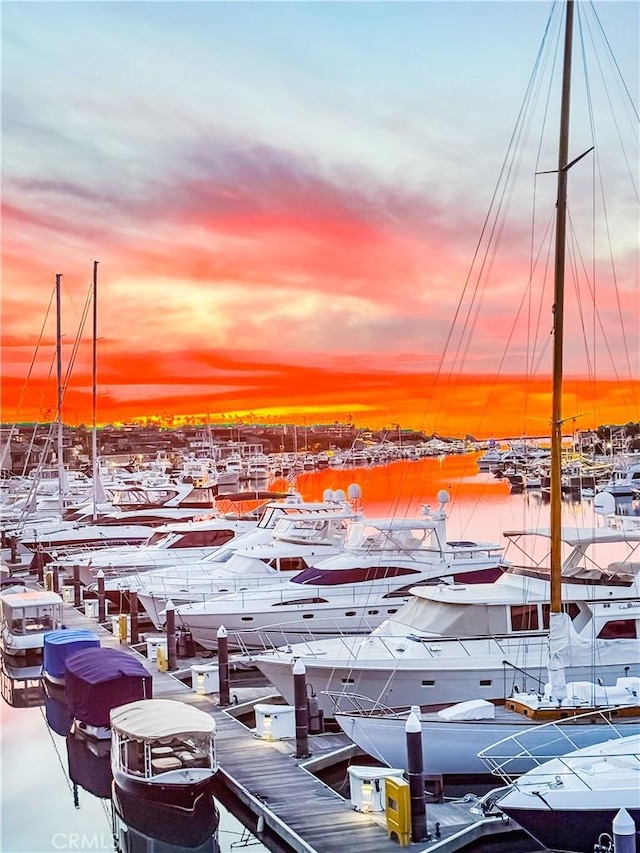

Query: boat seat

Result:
[151,746,174,757]
[151,756,182,772]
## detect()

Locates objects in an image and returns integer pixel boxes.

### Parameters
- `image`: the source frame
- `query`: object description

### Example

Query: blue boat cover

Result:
[43,629,101,679]
[65,648,152,727]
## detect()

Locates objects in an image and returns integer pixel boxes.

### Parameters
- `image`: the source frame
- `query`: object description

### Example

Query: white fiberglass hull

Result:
[253,634,640,718]
[335,710,640,776]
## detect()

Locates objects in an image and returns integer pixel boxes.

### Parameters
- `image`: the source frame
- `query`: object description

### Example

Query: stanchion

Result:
[97,570,106,623]
[165,600,177,671]
[73,564,82,607]
[406,707,428,843]
[217,626,230,706]
[293,659,310,759]
[613,808,636,853]
[129,590,139,645]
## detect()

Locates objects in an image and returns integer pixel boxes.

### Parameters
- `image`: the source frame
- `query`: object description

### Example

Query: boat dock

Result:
[8,579,522,853]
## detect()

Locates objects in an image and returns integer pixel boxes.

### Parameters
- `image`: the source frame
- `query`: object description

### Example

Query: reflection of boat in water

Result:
[67,730,112,801]
[43,678,73,736]
[112,782,220,852]
[0,652,44,707]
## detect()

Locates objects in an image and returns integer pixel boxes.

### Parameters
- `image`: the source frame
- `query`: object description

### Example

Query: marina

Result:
[2,0,639,850]
[0,568,536,853]
[2,452,638,853]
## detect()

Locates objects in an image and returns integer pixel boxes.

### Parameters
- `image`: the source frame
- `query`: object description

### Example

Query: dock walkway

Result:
[37,594,518,853]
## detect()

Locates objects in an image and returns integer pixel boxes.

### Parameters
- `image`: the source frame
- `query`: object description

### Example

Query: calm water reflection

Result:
[0,660,270,853]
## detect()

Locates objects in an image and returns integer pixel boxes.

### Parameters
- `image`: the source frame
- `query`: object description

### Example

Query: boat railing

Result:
[320,690,404,716]
[478,708,639,784]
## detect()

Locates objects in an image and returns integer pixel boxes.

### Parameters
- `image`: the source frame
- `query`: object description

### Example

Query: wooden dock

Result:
[18,585,522,853]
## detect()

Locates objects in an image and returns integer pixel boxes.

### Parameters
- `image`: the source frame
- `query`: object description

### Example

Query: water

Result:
[0,456,612,853]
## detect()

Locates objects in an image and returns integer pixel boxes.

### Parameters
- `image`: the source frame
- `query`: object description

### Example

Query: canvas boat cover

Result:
[110,698,216,740]
[65,648,152,727]
[43,629,100,679]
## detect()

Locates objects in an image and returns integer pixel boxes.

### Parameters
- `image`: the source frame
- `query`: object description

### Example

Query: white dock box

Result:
[145,635,168,661]
[254,703,296,740]
[84,599,99,618]
[191,663,219,694]
[347,765,406,812]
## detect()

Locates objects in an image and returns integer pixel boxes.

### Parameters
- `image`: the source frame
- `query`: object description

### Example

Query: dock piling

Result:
[73,564,81,607]
[406,706,428,843]
[217,625,230,706]
[293,659,310,759]
[165,599,177,671]
[129,590,139,644]
[97,570,106,623]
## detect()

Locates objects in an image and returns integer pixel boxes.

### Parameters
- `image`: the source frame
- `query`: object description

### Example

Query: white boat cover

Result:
[437,698,495,720]
[110,698,216,739]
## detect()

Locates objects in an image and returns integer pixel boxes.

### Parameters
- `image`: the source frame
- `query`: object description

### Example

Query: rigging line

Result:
[9,282,56,424]
[577,8,638,414]
[588,0,640,125]
[414,0,560,438]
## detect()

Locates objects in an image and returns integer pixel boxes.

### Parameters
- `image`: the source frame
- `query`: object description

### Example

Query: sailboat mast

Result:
[550,0,575,614]
[55,273,64,517]
[91,260,99,522]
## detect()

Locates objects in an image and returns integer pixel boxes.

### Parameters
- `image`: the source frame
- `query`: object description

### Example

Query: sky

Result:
[2,0,638,437]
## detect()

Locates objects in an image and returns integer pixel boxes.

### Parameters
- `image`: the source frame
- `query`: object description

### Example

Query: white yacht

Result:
[100,488,362,607]
[252,525,640,718]
[494,732,640,853]
[175,493,508,650]
[50,514,263,587]
[136,507,356,628]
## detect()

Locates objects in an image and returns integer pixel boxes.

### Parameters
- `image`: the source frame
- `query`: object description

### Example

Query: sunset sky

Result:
[2,1,638,437]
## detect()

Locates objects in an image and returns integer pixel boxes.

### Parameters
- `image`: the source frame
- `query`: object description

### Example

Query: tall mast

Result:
[91,260,99,522]
[56,273,64,517]
[550,0,575,613]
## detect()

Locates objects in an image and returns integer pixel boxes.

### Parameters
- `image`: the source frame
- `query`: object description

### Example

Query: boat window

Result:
[169,530,235,548]
[542,602,581,628]
[422,680,435,686]
[276,557,309,573]
[510,604,539,632]
[10,610,23,634]
[292,566,418,586]
[272,597,327,606]
[597,619,637,639]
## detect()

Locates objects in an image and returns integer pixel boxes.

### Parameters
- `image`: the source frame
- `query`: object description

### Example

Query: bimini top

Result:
[43,629,100,679]
[0,590,63,608]
[111,698,216,740]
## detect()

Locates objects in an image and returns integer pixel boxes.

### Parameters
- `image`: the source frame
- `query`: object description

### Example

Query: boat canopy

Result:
[65,648,152,727]
[43,629,100,679]
[110,698,216,740]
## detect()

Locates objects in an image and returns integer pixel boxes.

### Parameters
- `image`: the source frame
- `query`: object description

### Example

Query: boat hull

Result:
[500,805,640,853]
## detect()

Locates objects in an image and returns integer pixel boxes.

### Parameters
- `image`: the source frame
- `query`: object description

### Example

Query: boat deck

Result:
[21,586,522,853]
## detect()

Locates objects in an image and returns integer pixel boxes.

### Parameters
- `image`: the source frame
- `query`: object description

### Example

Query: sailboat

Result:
[331,0,640,778]
[252,0,640,740]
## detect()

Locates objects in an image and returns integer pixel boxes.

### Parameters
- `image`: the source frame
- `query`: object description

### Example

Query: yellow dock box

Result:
[385,777,411,847]
[156,645,168,672]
